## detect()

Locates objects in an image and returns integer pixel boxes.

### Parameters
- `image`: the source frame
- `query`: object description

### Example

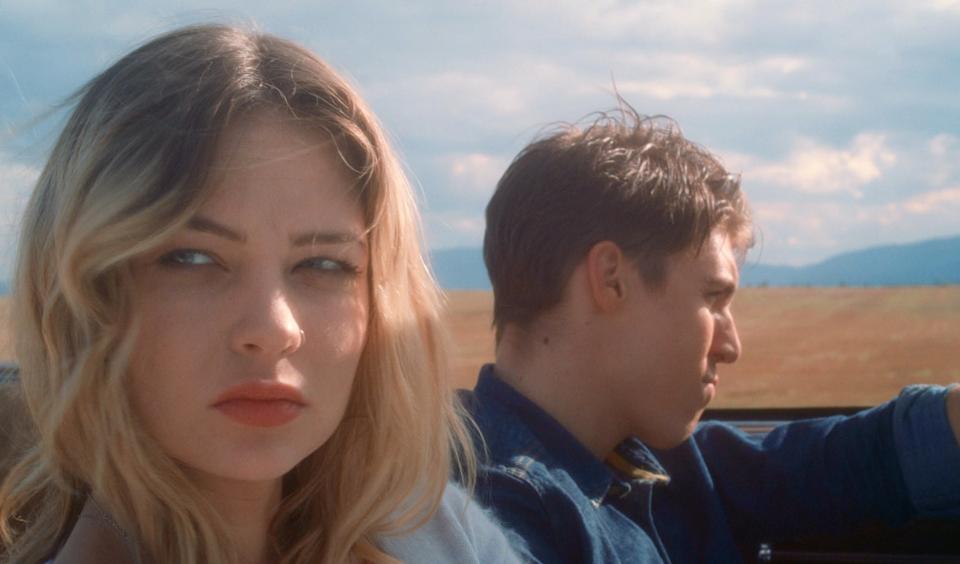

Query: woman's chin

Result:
[178,455,304,487]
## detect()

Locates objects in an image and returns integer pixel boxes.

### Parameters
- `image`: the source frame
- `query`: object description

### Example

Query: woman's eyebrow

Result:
[291,231,366,249]
[186,216,245,242]
[185,217,365,250]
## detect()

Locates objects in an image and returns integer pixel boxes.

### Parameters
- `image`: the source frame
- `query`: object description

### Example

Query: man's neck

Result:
[495,324,625,460]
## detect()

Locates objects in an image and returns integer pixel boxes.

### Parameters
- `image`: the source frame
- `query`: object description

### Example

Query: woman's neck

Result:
[186,472,283,564]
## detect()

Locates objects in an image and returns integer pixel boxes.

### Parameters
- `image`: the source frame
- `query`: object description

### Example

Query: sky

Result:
[1,0,959,278]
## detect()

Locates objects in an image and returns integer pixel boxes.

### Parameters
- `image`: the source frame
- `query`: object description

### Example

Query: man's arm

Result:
[686,385,960,550]
[947,387,960,446]
[892,384,960,517]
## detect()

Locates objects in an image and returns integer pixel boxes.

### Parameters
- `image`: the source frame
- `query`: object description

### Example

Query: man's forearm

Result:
[947,386,960,447]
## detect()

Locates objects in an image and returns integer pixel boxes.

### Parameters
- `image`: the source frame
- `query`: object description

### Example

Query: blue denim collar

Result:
[612,438,671,483]
[474,364,671,505]
[475,365,614,504]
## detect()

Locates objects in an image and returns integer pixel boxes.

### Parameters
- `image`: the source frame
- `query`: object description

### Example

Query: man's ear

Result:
[585,241,628,312]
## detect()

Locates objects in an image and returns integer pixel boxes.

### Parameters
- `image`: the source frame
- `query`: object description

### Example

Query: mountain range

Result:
[0,236,954,294]
[430,235,960,290]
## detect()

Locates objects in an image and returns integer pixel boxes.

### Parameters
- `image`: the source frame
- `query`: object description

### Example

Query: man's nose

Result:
[710,310,741,364]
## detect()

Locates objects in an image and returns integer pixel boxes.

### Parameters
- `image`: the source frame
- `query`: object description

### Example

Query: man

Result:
[460,108,960,563]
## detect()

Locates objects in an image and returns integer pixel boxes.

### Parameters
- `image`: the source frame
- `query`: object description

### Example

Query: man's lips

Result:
[702,371,719,386]
[212,381,306,427]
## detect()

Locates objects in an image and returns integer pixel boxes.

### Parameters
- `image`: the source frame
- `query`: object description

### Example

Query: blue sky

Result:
[1,1,959,277]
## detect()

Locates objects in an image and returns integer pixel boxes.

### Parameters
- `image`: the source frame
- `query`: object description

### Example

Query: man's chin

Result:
[643,421,699,450]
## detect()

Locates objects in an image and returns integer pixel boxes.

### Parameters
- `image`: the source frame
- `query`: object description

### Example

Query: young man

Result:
[460,109,960,563]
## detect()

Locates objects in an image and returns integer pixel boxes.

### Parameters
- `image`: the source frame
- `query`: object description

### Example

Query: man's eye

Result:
[160,249,217,267]
[707,291,732,307]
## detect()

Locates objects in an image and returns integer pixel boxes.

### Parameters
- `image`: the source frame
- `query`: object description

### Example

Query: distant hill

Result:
[431,235,960,289]
[431,247,490,290]
[740,235,960,287]
[0,237,953,294]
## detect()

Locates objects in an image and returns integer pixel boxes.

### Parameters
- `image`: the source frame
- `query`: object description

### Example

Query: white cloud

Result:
[927,133,960,187]
[0,154,37,223]
[734,133,896,197]
[424,211,485,250]
[368,62,585,139]
[0,153,39,278]
[364,59,612,149]
[421,153,509,248]
[512,0,754,44]
[2,1,147,41]
[412,72,528,117]
[0,2,269,41]
[751,201,843,249]
[929,133,956,156]
[438,152,510,201]
[748,186,960,265]
[616,53,816,102]
[735,129,960,264]
[901,186,960,214]
[368,72,526,142]
[3,0,958,270]
[925,0,960,13]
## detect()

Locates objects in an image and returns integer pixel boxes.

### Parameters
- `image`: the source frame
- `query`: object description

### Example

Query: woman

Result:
[0,24,521,564]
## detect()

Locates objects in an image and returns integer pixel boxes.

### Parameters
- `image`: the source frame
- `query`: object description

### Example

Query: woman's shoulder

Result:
[50,500,139,564]
[377,482,529,563]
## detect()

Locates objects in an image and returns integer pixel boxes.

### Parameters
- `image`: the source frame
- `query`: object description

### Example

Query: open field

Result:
[1,287,957,408]
[444,287,960,408]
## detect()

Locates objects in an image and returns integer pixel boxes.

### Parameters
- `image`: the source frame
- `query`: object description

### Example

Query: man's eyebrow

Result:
[186,216,245,243]
[291,231,366,249]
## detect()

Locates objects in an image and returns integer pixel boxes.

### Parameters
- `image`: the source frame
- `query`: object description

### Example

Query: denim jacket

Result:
[460,364,960,563]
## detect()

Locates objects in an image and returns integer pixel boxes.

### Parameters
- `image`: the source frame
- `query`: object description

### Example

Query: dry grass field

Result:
[444,287,960,408]
[1,287,957,409]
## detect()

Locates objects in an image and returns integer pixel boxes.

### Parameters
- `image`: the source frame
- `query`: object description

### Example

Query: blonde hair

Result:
[0,24,474,564]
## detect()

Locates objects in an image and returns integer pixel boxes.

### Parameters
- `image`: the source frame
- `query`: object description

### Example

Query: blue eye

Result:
[706,290,734,309]
[298,257,357,273]
[160,249,217,266]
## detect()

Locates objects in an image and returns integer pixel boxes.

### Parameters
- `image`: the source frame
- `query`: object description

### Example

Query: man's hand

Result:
[947,387,960,447]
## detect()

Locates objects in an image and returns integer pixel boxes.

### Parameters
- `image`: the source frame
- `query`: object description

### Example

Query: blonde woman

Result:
[0,24,522,564]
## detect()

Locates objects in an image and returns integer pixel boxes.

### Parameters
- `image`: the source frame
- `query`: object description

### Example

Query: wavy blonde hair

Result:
[0,24,473,564]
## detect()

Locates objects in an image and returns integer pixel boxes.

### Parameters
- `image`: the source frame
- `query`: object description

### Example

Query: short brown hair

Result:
[484,106,752,340]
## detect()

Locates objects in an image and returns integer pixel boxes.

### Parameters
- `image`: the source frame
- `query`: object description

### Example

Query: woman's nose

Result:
[230,282,304,358]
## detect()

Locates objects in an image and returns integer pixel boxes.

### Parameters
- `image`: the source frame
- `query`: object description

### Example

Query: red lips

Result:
[212,381,306,427]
